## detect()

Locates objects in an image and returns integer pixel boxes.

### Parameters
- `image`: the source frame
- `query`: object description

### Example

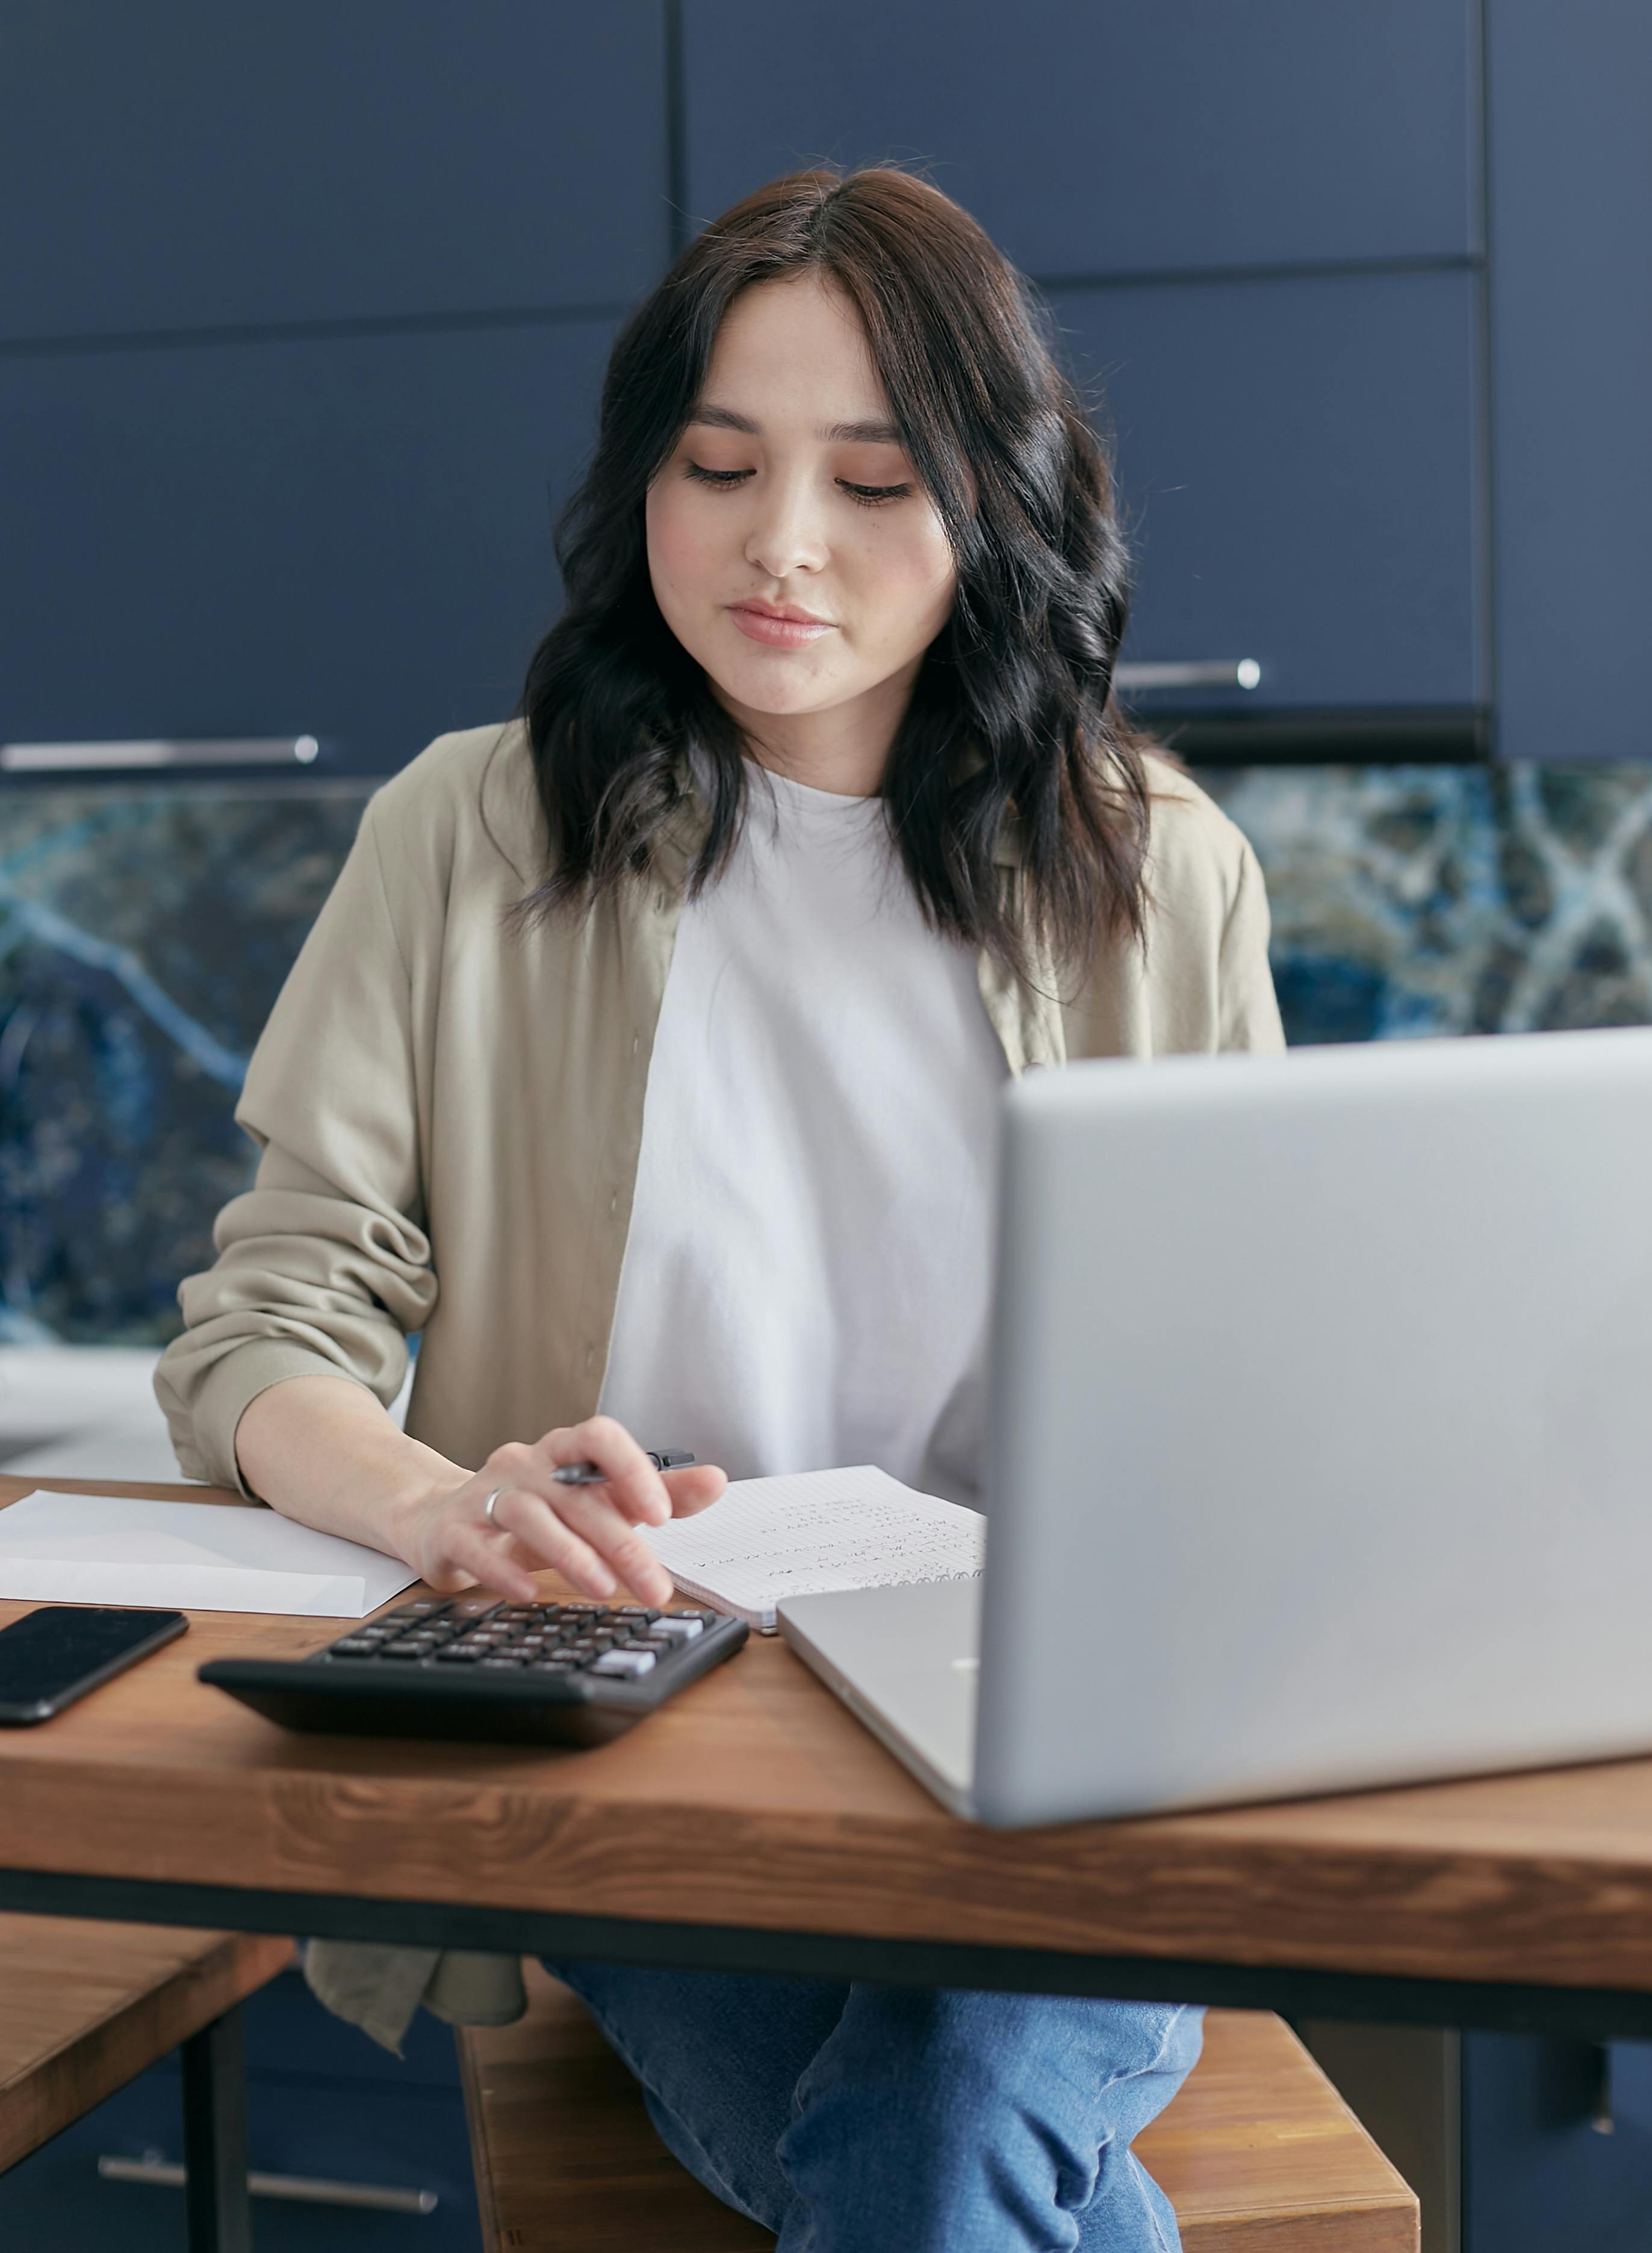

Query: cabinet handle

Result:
[97,2152,437,2214]
[1114,660,1262,693]
[1,736,321,773]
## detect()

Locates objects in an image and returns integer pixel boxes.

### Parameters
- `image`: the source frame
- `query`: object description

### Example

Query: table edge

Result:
[6,1865,1652,2039]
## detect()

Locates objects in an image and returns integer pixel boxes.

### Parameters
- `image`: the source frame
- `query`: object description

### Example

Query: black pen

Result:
[551,1449,697,1487]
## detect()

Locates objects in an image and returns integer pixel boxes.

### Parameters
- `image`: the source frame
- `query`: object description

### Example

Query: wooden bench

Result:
[0,1913,293,2251]
[460,1963,1419,2251]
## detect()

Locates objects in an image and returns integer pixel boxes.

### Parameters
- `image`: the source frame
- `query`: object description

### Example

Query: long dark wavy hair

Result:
[519,166,1152,974]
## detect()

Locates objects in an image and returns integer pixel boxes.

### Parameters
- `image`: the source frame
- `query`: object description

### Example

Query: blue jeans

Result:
[545,1960,1203,2252]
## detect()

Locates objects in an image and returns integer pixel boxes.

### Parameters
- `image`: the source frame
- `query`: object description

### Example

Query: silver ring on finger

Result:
[482,1485,508,1527]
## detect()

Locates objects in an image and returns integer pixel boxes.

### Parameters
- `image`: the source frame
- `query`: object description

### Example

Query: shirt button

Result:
[609,1193,618,1216]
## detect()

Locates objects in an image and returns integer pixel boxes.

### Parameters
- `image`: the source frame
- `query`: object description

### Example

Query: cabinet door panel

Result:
[1049,269,1482,709]
[1488,0,1652,763]
[1465,2031,1652,2253]
[1,1,665,340]
[0,2056,482,2253]
[0,321,615,771]
[683,0,1477,278]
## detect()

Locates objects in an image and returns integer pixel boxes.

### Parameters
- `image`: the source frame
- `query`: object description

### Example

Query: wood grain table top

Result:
[0,1915,291,2171]
[5,1477,1652,2003]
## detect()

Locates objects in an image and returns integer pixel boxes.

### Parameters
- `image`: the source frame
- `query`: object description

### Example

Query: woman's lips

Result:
[728,603,836,648]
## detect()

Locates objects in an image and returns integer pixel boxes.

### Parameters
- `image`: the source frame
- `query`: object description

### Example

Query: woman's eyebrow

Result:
[821,417,902,445]
[688,404,904,446]
[689,404,760,434]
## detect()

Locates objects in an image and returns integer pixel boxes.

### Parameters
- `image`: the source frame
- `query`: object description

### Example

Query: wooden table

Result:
[6,1478,1652,2038]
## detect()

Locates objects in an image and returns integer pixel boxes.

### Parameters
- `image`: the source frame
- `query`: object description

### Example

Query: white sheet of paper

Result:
[0,1491,417,1617]
[640,1464,985,1629]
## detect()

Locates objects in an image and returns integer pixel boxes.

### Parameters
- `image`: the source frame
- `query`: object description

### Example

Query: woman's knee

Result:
[780,1989,1202,2247]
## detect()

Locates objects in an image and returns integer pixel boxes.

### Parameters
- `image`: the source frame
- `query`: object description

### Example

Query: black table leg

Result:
[179,2005,252,2253]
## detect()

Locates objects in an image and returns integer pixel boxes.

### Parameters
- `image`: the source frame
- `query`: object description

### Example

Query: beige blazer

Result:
[154,719,1284,2049]
[155,721,1282,1491]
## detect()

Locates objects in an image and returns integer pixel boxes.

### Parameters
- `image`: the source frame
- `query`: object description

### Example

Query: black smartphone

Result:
[0,1605,188,1725]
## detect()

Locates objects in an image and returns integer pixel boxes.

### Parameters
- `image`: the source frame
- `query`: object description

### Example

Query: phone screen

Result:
[0,1605,185,1717]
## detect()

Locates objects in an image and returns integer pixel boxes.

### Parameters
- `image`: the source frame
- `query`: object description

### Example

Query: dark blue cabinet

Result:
[0,2,666,341]
[1464,2034,1652,2251]
[0,1969,482,2251]
[1486,0,1652,764]
[1053,268,1483,709]
[0,318,615,769]
[683,0,1486,736]
[3,0,1645,778]
[682,0,1479,276]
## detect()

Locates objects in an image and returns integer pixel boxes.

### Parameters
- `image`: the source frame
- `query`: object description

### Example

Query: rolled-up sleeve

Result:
[155,791,438,1490]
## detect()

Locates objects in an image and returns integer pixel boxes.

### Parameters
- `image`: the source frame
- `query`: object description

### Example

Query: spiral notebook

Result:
[638,1464,986,1632]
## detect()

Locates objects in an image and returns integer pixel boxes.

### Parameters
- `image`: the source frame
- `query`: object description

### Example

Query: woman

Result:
[158,167,1281,2251]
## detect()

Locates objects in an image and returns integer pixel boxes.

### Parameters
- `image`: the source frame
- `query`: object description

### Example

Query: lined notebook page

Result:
[639,1465,985,1630]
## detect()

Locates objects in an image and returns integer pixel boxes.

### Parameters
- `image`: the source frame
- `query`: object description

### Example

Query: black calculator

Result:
[199,1593,748,1747]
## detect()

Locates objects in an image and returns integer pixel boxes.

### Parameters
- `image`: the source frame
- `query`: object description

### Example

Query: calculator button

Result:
[479,1655,525,1670]
[529,1658,577,1674]
[383,1638,433,1657]
[435,1645,485,1663]
[329,1639,377,1656]
[591,1649,656,1677]
[651,1615,705,1641]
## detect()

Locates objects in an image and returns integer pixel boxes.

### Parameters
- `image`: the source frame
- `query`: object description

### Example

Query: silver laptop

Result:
[779,1027,1652,1825]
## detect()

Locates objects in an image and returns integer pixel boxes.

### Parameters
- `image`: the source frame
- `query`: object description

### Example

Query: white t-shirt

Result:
[598,765,1008,1506]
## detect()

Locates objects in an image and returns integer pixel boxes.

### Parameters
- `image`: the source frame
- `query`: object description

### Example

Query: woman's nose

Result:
[744,477,829,580]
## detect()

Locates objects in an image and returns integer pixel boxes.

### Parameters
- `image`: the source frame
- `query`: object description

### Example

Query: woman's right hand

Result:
[403,1414,727,1607]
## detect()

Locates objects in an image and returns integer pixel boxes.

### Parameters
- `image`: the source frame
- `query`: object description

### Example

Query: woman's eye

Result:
[838,479,913,506]
[685,462,751,488]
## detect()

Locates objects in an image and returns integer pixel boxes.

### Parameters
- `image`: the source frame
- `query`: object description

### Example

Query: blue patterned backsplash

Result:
[0,782,371,1343]
[1199,766,1652,1045]
[3,763,1650,1344]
